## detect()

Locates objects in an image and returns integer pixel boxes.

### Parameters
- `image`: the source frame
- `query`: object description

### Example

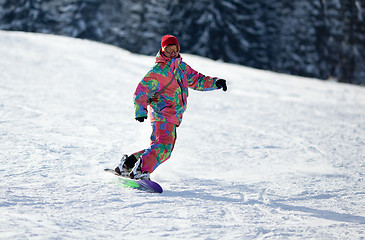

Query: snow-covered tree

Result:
[1,0,48,32]
[339,0,365,84]
[170,0,268,69]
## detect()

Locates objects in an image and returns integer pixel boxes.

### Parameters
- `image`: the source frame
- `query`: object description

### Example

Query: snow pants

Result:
[132,121,177,173]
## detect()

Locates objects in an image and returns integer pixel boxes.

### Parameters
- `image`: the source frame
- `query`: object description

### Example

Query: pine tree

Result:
[339,0,365,84]
[54,0,103,40]
[322,0,344,81]
[140,0,172,55]
[259,1,284,71]
[99,0,172,55]
[170,0,266,68]
[1,0,47,32]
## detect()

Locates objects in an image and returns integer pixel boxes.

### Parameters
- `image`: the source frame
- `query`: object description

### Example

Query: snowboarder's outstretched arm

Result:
[184,62,227,91]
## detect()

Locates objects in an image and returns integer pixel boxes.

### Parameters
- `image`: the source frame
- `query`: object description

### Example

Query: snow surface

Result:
[1,31,365,239]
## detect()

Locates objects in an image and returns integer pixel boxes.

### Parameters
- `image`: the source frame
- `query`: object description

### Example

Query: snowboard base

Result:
[104,168,163,193]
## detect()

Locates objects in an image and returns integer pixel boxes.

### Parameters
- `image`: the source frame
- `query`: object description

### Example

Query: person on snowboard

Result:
[115,35,227,180]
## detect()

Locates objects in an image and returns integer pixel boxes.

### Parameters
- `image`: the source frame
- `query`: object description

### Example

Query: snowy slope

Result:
[1,31,364,239]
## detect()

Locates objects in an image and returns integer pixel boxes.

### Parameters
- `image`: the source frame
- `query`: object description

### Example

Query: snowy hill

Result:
[1,31,364,239]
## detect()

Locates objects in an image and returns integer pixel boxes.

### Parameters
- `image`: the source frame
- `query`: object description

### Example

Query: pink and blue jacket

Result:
[134,50,219,126]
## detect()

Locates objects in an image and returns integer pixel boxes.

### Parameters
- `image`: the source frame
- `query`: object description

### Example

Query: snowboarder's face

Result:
[163,45,179,58]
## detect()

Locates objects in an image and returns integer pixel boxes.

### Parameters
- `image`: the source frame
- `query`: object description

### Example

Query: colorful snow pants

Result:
[132,121,177,173]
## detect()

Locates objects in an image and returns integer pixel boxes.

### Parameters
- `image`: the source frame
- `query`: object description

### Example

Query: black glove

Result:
[136,116,147,122]
[216,79,227,91]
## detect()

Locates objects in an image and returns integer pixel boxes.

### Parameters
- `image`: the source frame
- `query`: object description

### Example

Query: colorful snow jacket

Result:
[134,50,219,126]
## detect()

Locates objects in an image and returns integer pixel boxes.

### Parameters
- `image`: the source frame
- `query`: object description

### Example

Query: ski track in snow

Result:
[1,31,365,239]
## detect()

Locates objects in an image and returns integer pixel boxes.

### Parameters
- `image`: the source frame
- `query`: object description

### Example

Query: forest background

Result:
[1,0,364,85]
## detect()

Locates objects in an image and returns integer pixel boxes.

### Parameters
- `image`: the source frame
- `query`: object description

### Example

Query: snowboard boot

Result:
[129,157,150,180]
[115,154,138,176]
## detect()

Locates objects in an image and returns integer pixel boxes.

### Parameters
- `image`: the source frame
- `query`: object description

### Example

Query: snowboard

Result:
[104,168,163,193]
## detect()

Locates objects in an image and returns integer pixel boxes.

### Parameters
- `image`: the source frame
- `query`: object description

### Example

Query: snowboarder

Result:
[115,35,227,180]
